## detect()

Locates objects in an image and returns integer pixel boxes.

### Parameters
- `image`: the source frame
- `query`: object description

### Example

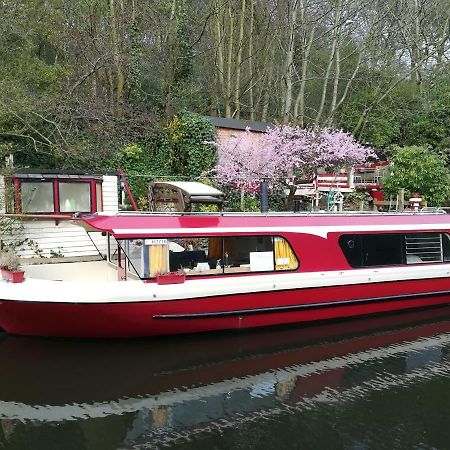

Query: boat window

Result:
[443,234,450,262]
[96,183,103,212]
[405,233,443,264]
[223,236,274,273]
[59,182,91,212]
[339,232,450,267]
[108,234,119,263]
[339,233,403,267]
[168,235,298,276]
[125,239,146,276]
[113,235,298,279]
[21,182,54,213]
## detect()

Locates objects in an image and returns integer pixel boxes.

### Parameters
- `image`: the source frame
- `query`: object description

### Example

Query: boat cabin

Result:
[70,211,450,283]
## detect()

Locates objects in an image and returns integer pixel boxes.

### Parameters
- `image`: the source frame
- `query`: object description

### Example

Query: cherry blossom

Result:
[213,125,376,191]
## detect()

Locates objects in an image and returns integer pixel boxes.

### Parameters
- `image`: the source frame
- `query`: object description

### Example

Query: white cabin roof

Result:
[158,182,223,196]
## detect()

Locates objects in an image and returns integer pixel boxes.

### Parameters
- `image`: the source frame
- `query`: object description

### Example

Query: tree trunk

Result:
[234,0,246,118]
[225,2,234,118]
[315,0,341,125]
[294,21,315,126]
[214,0,225,114]
[282,0,299,124]
[248,0,255,120]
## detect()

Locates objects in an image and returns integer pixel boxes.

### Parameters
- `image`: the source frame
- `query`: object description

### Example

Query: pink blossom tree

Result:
[213,125,376,209]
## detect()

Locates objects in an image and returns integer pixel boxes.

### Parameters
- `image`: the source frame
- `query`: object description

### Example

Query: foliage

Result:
[165,110,216,178]
[103,111,216,208]
[405,84,450,151]
[339,85,418,148]
[381,146,450,206]
[0,249,21,271]
[343,188,373,211]
[0,0,449,182]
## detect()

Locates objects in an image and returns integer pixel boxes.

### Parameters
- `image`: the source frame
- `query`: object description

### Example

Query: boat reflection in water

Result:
[3,307,450,449]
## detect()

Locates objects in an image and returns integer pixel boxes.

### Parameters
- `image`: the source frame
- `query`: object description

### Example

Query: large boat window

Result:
[113,235,298,279]
[339,232,450,267]
[223,236,274,273]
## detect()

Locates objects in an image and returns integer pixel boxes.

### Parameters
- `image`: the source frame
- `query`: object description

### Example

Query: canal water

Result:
[2,307,450,450]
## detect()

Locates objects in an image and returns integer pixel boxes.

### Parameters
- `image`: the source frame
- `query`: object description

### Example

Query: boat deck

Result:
[22,260,122,282]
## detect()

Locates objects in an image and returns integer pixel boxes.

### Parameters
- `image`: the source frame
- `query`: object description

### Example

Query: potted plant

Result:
[0,249,25,283]
[156,270,186,285]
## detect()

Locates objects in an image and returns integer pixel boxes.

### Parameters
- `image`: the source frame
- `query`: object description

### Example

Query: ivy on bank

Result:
[106,110,216,208]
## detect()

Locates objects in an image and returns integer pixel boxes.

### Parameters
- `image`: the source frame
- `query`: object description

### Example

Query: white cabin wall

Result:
[102,175,119,213]
[2,174,119,259]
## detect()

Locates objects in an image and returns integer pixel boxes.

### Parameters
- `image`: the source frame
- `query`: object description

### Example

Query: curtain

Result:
[274,237,298,270]
[208,237,223,260]
[149,244,169,277]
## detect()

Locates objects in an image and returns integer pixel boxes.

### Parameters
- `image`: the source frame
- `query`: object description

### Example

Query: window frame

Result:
[7,177,103,215]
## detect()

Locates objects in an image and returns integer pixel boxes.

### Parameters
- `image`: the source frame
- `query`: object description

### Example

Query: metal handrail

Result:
[109,209,448,218]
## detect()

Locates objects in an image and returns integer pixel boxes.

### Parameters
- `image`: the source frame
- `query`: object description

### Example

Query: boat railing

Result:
[109,208,448,218]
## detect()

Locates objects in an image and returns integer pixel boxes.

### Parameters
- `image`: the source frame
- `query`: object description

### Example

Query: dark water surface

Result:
[3,307,450,449]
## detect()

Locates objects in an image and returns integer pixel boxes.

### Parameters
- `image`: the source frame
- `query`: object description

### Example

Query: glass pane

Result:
[362,234,403,266]
[168,237,222,276]
[274,237,298,270]
[443,234,450,262]
[126,239,145,277]
[224,236,274,274]
[340,234,403,267]
[21,182,54,213]
[96,183,103,212]
[108,235,119,263]
[59,182,91,212]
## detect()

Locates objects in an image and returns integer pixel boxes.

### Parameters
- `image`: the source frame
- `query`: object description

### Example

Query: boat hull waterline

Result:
[1,277,450,337]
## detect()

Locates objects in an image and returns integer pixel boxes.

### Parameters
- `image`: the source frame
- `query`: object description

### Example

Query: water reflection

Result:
[3,307,450,449]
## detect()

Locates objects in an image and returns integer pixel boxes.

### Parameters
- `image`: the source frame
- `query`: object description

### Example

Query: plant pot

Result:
[156,272,186,285]
[1,269,25,283]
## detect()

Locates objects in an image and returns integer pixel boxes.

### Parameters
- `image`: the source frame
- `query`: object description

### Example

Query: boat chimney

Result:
[409,194,423,212]
[260,180,269,213]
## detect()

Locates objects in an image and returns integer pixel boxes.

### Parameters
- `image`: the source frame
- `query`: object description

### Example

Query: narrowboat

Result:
[1,210,450,338]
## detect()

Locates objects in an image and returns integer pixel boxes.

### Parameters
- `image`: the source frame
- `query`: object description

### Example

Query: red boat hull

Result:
[1,277,450,338]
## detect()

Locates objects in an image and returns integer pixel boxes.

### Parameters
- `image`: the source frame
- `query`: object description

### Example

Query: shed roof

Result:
[205,116,272,133]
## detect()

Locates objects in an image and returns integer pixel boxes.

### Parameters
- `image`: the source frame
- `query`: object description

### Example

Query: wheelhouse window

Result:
[21,182,54,213]
[113,235,299,279]
[59,182,91,212]
[339,232,450,267]
[7,175,103,214]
